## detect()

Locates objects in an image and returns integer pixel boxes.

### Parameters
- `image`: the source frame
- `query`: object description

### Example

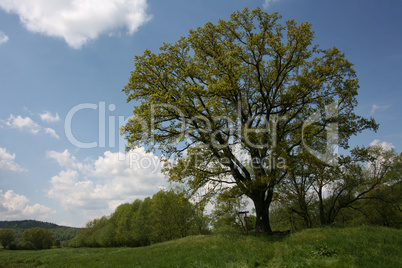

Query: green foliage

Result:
[150,190,196,243]
[131,197,152,246]
[0,226,401,267]
[312,243,338,257]
[114,201,141,246]
[0,220,61,230]
[211,188,250,232]
[21,227,53,250]
[0,229,16,248]
[0,220,80,241]
[122,7,377,234]
[336,181,402,228]
[54,239,61,248]
[68,189,206,247]
[271,147,402,230]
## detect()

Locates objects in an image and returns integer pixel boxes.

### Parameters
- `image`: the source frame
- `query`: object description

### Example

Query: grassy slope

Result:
[0,226,401,268]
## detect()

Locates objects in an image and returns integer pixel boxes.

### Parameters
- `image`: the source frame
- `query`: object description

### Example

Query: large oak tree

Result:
[122,8,377,234]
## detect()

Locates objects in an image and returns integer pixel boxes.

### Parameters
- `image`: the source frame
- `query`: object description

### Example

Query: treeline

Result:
[66,147,402,248]
[0,220,63,230]
[0,220,80,242]
[0,227,56,250]
[66,189,209,247]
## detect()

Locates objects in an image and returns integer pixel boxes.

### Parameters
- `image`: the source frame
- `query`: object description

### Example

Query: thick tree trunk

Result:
[252,189,273,235]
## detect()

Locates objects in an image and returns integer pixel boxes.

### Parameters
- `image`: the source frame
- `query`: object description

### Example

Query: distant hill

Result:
[0,220,81,241]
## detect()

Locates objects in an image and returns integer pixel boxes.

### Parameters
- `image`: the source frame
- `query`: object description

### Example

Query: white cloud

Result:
[370,104,390,115]
[0,147,27,172]
[367,140,395,177]
[370,139,395,151]
[3,114,40,134]
[46,148,166,222]
[46,149,79,169]
[0,0,151,49]
[2,114,60,139]
[263,0,281,9]
[40,111,60,123]
[0,190,55,220]
[0,30,8,45]
[45,128,60,139]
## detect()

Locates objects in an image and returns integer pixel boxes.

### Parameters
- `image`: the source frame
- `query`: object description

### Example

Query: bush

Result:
[8,242,17,250]
[54,239,61,248]
[17,241,36,250]
[22,228,53,250]
[0,229,16,248]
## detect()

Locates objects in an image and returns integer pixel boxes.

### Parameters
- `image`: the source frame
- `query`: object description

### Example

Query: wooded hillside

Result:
[0,220,80,241]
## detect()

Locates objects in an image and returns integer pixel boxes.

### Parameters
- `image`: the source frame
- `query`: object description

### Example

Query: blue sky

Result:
[0,0,401,227]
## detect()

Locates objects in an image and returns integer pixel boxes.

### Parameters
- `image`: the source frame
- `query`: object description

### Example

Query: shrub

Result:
[0,229,16,248]
[22,227,53,250]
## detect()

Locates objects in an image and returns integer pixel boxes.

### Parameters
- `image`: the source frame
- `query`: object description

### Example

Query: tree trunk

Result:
[318,186,326,225]
[252,189,273,235]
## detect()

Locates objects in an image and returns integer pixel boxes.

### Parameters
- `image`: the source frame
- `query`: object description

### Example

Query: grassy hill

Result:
[0,220,80,241]
[0,225,401,267]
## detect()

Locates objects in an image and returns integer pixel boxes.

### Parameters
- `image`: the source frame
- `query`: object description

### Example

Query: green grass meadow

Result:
[0,226,401,268]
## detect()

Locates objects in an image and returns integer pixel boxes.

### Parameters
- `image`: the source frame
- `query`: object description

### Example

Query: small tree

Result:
[0,229,16,249]
[211,188,249,231]
[22,227,53,250]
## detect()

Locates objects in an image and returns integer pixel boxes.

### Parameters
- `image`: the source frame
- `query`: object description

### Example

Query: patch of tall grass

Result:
[0,226,400,267]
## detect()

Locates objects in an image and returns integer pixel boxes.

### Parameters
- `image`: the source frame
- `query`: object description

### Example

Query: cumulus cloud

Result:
[370,104,390,115]
[0,190,55,220]
[40,111,60,123]
[46,149,80,169]
[3,114,41,134]
[0,147,26,172]
[45,128,60,139]
[46,148,166,221]
[263,0,281,9]
[0,30,8,45]
[2,114,60,139]
[370,139,395,151]
[0,0,151,49]
[367,140,395,177]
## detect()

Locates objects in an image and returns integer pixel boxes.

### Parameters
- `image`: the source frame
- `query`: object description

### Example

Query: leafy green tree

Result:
[71,217,108,247]
[0,229,16,249]
[314,145,396,225]
[275,152,317,229]
[131,197,152,246]
[22,227,53,250]
[336,181,402,227]
[122,7,376,234]
[97,216,118,247]
[274,145,400,228]
[336,151,402,227]
[150,190,196,243]
[114,200,142,246]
